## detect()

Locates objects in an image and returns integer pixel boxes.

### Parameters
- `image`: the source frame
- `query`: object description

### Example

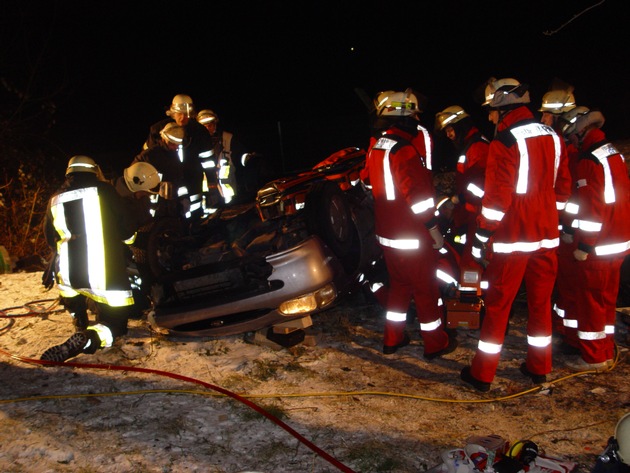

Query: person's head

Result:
[482,77,530,125]
[159,122,185,151]
[196,109,219,136]
[166,94,194,126]
[123,162,161,194]
[435,105,470,143]
[65,155,101,177]
[559,106,605,147]
[538,90,576,127]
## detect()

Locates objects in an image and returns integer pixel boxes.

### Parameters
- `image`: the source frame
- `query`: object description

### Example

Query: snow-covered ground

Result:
[1,270,629,473]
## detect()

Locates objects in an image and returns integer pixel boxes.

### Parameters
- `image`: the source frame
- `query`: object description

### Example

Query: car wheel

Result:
[305,181,353,257]
[132,217,185,281]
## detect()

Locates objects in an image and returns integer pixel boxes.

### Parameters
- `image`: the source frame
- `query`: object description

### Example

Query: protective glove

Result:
[560,232,574,244]
[573,249,588,261]
[429,226,444,250]
[471,232,490,268]
[41,253,57,291]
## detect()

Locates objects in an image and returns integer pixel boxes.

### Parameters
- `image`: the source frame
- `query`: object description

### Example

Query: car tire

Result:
[305,181,353,257]
[132,217,185,280]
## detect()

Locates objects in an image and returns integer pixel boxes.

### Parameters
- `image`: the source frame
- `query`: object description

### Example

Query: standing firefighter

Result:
[460,78,571,392]
[40,156,138,362]
[361,89,458,359]
[558,107,630,371]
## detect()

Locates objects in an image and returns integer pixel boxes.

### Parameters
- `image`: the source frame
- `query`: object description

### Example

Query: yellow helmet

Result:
[539,90,576,114]
[197,109,219,125]
[160,122,185,145]
[124,162,161,193]
[166,94,194,118]
[435,105,470,131]
[66,155,99,176]
[375,89,420,117]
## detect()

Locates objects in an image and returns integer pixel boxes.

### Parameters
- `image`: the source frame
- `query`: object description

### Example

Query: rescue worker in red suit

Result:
[557,107,630,371]
[361,89,458,359]
[40,156,139,363]
[536,89,581,345]
[460,78,571,392]
[434,106,489,289]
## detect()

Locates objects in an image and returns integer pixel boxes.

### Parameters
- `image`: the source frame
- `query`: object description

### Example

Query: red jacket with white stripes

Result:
[570,128,630,257]
[362,123,437,249]
[455,127,489,216]
[477,106,571,254]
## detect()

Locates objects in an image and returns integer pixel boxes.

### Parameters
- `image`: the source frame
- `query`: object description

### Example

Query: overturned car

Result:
[129,147,383,338]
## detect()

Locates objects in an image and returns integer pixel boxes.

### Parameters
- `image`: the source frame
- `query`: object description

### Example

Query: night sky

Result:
[2,0,629,175]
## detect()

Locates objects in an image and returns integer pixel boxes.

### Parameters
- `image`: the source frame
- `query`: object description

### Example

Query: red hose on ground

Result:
[0,319,357,473]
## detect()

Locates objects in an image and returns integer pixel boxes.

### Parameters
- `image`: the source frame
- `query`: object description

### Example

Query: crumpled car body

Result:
[131,147,382,337]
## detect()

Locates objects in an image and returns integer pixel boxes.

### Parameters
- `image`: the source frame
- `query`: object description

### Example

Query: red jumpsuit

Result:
[451,128,489,274]
[362,122,450,354]
[566,129,630,363]
[470,106,571,383]
[553,140,582,345]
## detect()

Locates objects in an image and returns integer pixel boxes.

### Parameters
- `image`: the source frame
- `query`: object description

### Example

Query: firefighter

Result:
[196,109,254,207]
[435,105,489,280]
[145,94,213,219]
[133,122,189,218]
[460,78,572,392]
[111,161,162,228]
[540,91,580,350]
[40,156,139,362]
[558,107,630,371]
[361,88,458,359]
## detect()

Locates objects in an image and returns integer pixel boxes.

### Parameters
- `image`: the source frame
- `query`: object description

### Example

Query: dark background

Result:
[2,0,628,177]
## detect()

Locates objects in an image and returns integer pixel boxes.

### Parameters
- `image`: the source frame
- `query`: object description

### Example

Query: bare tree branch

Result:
[543,0,606,36]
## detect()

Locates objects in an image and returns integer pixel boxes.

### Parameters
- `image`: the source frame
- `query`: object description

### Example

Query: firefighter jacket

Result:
[476,106,571,256]
[44,172,136,307]
[146,118,213,201]
[453,127,489,226]
[362,122,437,251]
[567,128,630,258]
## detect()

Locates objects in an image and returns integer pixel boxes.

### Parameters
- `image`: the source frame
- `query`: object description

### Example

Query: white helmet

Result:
[166,94,194,117]
[66,155,99,176]
[435,105,470,131]
[538,90,576,114]
[160,122,185,144]
[375,89,420,117]
[483,77,530,109]
[616,412,630,465]
[560,106,605,137]
[124,162,161,193]
[197,109,219,125]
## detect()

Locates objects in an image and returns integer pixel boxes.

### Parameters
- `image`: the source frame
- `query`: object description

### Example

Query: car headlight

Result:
[278,283,336,315]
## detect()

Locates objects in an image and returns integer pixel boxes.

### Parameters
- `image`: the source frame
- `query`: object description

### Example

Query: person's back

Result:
[461,77,571,393]
[363,88,457,359]
[41,156,137,363]
[482,105,568,252]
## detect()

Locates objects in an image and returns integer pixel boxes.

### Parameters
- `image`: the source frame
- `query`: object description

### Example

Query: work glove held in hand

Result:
[560,233,574,244]
[429,226,444,250]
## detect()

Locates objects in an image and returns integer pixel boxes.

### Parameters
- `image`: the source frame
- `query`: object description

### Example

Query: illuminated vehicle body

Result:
[131,147,382,338]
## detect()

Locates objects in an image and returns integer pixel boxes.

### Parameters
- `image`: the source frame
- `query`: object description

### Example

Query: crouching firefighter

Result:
[40,155,139,363]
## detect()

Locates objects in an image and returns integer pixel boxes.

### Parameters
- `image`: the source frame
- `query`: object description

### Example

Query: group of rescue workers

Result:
[39,81,630,395]
[39,94,258,362]
[362,78,630,392]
